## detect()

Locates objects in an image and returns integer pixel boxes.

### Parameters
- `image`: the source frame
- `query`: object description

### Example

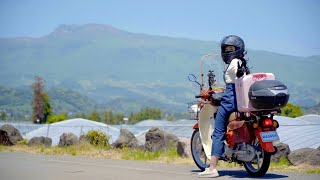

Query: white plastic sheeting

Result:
[25,118,120,146]
[275,115,320,150]
[20,115,320,150]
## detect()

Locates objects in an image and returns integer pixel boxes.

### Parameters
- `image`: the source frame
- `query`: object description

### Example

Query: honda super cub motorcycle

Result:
[188,54,289,177]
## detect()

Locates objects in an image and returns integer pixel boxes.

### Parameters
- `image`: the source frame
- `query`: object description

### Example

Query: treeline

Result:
[2,76,308,124]
[47,107,177,125]
[280,102,303,118]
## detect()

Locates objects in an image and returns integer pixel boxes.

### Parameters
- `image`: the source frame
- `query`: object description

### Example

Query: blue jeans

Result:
[211,83,237,156]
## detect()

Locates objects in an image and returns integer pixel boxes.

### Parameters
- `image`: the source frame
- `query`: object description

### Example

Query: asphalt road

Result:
[0,152,319,180]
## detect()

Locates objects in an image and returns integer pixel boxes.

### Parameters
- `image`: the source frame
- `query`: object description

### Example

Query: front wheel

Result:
[243,140,271,177]
[191,128,209,171]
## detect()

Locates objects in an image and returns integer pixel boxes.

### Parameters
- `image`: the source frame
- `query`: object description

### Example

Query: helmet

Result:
[220,35,246,64]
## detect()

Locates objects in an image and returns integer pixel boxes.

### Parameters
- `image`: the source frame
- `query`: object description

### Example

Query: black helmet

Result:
[220,35,246,64]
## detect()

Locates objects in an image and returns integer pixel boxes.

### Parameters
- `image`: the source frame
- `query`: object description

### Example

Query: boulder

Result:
[288,148,320,166]
[27,136,52,147]
[0,130,13,146]
[145,127,179,152]
[177,138,191,158]
[0,124,23,145]
[79,134,88,143]
[112,129,139,149]
[271,142,291,162]
[58,132,79,147]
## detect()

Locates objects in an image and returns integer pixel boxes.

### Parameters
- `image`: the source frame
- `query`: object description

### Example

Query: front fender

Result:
[193,123,199,129]
[254,127,275,153]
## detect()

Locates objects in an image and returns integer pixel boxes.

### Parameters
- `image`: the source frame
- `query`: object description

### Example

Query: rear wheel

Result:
[191,129,209,171]
[243,139,271,177]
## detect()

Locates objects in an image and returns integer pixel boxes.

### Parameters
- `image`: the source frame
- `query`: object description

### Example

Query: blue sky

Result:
[0,0,319,57]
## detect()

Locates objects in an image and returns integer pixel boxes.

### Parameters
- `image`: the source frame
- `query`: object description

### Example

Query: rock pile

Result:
[2,123,320,167]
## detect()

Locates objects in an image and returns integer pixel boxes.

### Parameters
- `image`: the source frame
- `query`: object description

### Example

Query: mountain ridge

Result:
[0,24,319,112]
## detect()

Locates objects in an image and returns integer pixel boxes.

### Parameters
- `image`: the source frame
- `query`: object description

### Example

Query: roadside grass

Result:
[306,168,320,174]
[269,157,320,174]
[120,142,191,164]
[269,156,292,171]
[1,142,319,174]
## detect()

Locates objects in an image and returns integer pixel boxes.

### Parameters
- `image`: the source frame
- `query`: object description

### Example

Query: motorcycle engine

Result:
[233,143,256,162]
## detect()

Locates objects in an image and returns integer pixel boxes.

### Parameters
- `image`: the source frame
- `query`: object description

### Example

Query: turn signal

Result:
[263,118,273,127]
[272,120,279,128]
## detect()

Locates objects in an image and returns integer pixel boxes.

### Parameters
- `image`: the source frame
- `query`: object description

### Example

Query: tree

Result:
[43,92,53,123]
[74,113,87,119]
[32,76,52,123]
[112,113,125,125]
[129,108,162,124]
[103,110,114,124]
[281,102,303,118]
[102,109,126,125]
[88,110,101,122]
[47,112,68,124]
[0,111,6,121]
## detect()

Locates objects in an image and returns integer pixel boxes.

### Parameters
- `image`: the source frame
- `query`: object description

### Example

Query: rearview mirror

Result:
[188,74,197,82]
[188,74,202,88]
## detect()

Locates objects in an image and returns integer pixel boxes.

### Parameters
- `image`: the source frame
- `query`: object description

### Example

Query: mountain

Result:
[0,24,319,114]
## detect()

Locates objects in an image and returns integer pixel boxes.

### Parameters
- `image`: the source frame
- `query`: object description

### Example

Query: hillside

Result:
[0,86,101,120]
[0,24,319,112]
[303,103,320,114]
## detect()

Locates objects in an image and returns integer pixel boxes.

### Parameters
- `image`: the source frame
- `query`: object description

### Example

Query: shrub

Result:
[85,130,110,148]
[281,103,303,118]
[47,113,68,124]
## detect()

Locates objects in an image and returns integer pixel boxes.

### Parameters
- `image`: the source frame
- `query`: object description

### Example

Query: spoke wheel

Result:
[243,139,271,177]
[191,129,209,171]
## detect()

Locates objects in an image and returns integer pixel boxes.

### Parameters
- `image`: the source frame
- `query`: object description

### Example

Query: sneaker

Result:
[198,168,219,178]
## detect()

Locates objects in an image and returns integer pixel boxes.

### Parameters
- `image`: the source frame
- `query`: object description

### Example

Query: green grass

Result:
[121,141,180,161]
[270,156,292,169]
[269,157,293,172]
[306,168,320,174]
[0,145,7,151]
[121,148,162,161]
[17,139,28,145]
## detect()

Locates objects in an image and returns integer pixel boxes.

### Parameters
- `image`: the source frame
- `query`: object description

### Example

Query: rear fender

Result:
[254,127,275,153]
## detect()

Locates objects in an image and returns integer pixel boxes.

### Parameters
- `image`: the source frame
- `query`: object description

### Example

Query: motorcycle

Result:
[188,54,289,176]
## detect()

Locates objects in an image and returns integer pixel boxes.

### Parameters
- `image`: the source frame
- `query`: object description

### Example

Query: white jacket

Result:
[224,58,243,84]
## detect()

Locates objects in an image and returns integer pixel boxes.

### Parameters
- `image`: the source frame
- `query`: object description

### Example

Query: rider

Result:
[199,35,249,178]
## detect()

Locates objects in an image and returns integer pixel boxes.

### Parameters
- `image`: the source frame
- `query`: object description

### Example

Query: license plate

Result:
[260,131,279,142]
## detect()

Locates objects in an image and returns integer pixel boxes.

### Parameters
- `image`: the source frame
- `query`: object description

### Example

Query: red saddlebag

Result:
[228,121,254,143]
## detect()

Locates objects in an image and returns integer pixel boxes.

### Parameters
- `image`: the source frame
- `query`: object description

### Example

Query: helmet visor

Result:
[224,46,236,53]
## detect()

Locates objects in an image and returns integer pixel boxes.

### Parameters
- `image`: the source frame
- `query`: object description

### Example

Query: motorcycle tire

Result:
[191,128,209,171]
[243,147,271,177]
